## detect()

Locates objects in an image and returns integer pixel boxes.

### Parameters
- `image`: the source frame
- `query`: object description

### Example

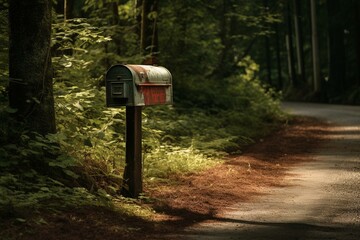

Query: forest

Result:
[0,0,359,237]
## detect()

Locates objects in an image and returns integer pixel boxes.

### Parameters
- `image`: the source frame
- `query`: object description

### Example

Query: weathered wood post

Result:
[122,106,143,197]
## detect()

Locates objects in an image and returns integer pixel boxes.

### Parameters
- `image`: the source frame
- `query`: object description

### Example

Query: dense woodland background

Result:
[0,0,359,218]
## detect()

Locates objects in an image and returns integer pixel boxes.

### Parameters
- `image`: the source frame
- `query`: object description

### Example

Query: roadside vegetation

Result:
[0,58,284,221]
[0,1,287,236]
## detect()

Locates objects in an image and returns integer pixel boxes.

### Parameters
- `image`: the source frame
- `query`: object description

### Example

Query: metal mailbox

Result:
[106,64,173,107]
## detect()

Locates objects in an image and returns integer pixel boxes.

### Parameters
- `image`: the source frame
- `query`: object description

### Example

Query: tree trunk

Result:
[286,1,297,87]
[9,0,56,135]
[275,23,283,90]
[140,0,159,64]
[310,0,321,92]
[264,37,272,85]
[293,0,305,84]
[212,0,237,78]
[64,0,68,20]
[355,0,360,86]
[327,0,345,100]
[111,2,119,25]
[56,0,81,19]
[264,0,272,85]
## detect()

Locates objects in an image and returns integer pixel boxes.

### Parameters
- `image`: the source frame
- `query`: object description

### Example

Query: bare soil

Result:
[0,117,330,240]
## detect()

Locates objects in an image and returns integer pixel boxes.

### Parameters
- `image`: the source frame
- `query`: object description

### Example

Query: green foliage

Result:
[0,0,286,219]
[0,132,108,219]
[52,16,114,81]
[144,144,220,181]
[159,0,221,77]
[52,17,112,53]
[159,0,282,81]
[0,173,100,216]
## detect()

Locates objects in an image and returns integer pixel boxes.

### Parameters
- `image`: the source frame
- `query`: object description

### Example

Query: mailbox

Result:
[106,64,173,107]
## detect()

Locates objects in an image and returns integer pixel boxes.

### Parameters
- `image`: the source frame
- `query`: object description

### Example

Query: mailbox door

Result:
[106,65,135,107]
[126,65,173,106]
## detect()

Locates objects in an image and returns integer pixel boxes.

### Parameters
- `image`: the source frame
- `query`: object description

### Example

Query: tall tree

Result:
[213,0,237,78]
[274,23,283,90]
[293,0,305,84]
[355,0,360,86]
[139,0,159,64]
[327,0,345,99]
[285,1,297,87]
[8,0,56,135]
[55,0,84,19]
[310,0,321,92]
[264,0,272,85]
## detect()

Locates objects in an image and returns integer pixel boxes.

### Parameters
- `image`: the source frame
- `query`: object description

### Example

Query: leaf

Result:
[4,144,18,151]
[73,101,84,111]
[0,148,8,158]
[0,161,11,168]
[5,107,17,113]
[40,187,50,192]
[83,138,93,147]
[97,131,105,139]
[32,97,41,104]
[23,170,37,178]
[35,218,48,225]
[15,218,27,223]
[49,155,77,169]
[63,169,79,179]
[48,178,65,186]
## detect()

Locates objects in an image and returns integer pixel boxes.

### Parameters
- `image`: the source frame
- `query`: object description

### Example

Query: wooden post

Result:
[121,106,143,198]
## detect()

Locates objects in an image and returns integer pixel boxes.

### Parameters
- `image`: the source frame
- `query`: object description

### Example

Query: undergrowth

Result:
[0,16,286,226]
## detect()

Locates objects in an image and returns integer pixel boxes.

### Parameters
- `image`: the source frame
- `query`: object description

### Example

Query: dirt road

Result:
[182,102,360,240]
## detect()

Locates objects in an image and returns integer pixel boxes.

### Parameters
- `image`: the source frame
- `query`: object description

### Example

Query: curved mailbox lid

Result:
[106,65,131,80]
[126,64,172,85]
[127,65,173,106]
[106,64,172,85]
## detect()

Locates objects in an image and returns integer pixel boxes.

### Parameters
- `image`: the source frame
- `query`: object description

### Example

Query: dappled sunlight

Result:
[326,125,360,140]
[142,117,328,231]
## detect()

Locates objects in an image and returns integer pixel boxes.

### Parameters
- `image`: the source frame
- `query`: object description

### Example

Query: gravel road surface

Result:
[183,102,360,240]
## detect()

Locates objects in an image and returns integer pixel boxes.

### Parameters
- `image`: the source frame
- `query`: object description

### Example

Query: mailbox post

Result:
[123,106,142,197]
[106,64,172,197]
